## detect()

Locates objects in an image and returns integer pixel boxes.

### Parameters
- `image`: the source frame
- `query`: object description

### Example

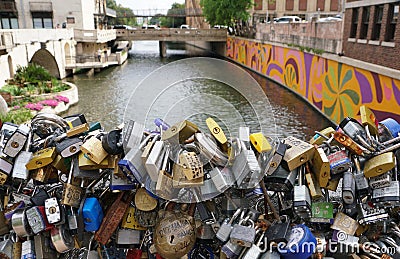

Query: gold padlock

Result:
[333,132,364,156]
[360,105,378,136]
[161,120,199,144]
[310,147,330,188]
[51,155,70,174]
[363,152,395,178]
[121,206,147,230]
[80,136,108,164]
[249,132,272,153]
[31,165,57,183]
[331,212,359,236]
[26,147,57,170]
[172,162,204,188]
[309,127,335,145]
[206,117,228,149]
[156,172,174,200]
[134,188,158,212]
[61,163,83,208]
[305,164,323,200]
[325,177,340,191]
[178,152,204,180]
[283,136,315,171]
[78,152,112,170]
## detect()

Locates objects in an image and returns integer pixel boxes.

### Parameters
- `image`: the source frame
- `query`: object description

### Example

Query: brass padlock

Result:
[154,203,196,259]
[25,147,57,170]
[61,163,83,208]
[305,164,323,200]
[161,120,199,144]
[360,105,378,135]
[31,165,57,183]
[80,136,108,164]
[0,171,8,185]
[331,212,359,236]
[363,152,395,178]
[283,136,315,171]
[310,147,330,188]
[206,117,228,151]
[172,161,204,188]
[250,132,272,153]
[51,155,70,174]
[78,152,112,170]
[309,127,335,145]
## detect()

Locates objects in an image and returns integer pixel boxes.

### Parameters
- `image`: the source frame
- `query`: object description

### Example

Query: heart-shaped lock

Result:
[154,202,196,259]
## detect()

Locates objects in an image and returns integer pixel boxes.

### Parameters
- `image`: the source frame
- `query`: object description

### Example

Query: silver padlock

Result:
[145,140,165,181]
[369,172,391,189]
[221,240,244,259]
[353,156,369,195]
[21,238,35,259]
[116,228,141,245]
[209,165,235,193]
[242,231,268,259]
[11,208,33,237]
[67,206,78,230]
[194,132,228,167]
[293,166,312,219]
[216,208,242,242]
[230,216,256,247]
[34,232,57,258]
[200,172,220,200]
[45,197,64,225]
[0,234,12,258]
[357,201,389,225]
[3,124,30,158]
[342,169,356,204]
[26,206,47,234]
[122,120,145,154]
[12,131,32,180]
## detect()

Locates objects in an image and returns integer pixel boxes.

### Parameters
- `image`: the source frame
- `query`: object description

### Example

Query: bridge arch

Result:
[30,49,61,79]
[8,55,14,78]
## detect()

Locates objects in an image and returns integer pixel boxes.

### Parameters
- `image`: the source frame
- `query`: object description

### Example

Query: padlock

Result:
[293,166,312,219]
[11,208,33,237]
[200,171,220,200]
[0,170,8,185]
[342,169,356,204]
[102,128,123,155]
[94,191,133,245]
[12,131,32,180]
[64,113,87,127]
[372,180,400,208]
[221,239,244,258]
[310,147,330,188]
[61,162,84,208]
[26,206,51,234]
[194,132,228,167]
[264,140,286,176]
[54,122,89,142]
[145,140,165,181]
[280,224,317,259]
[25,147,57,170]
[178,150,204,180]
[339,117,370,149]
[161,120,199,144]
[0,234,13,259]
[78,152,112,170]
[250,132,272,154]
[304,163,323,200]
[81,135,108,164]
[360,105,379,136]
[116,228,141,246]
[326,147,352,176]
[71,155,101,180]
[325,176,340,191]
[30,187,50,206]
[44,197,65,225]
[369,172,391,189]
[51,154,70,173]
[216,208,242,242]
[353,156,370,196]
[121,206,147,230]
[230,216,256,247]
[34,232,57,258]
[310,199,333,224]
[0,121,18,143]
[122,120,145,153]
[206,117,228,147]
[333,131,365,156]
[309,127,335,145]
[196,221,216,240]
[265,165,297,192]
[119,148,147,184]
[242,231,267,259]
[82,197,103,232]
[21,238,35,259]
[134,207,158,228]
[209,165,235,193]
[155,153,175,199]
[50,225,74,253]
[172,156,204,188]
[282,136,315,171]
[141,134,160,164]
[331,212,359,236]
[55,137,83,157]
[110,173,135,191]
[154,203,196,258]
[134,187,158,212]
[0,156,13,183]
[3,124,30,158]
[357,201,389,225]
[364,152,395,178]
[31,164,57,183]
[265,216,291,243]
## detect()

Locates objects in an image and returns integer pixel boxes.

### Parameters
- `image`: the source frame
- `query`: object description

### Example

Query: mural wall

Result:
[227,37,400,124]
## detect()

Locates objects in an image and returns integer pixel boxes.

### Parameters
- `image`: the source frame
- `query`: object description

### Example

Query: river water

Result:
[66,41,333,140]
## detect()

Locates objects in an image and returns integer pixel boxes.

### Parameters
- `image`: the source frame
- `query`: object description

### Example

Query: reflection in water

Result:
[66,41,334,140]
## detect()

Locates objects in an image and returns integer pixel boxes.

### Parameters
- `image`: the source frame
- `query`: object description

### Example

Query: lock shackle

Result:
[239,216,255,228]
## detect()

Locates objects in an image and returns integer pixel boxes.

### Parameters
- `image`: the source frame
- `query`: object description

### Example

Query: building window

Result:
[385,3,399,42]
[350,8,358,38]
[67,17,75,24]
[330,0,339,12]
[0,13,18,29]
[286,0,294,11]
[317,0,325,11]
[32,12,53,28]
[371,5,383,40]
[299,0,307,11]
[360,7,370,39]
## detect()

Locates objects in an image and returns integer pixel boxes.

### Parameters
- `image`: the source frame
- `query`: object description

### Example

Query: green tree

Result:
[200,0,252,27]
[107,0,137,26]
[160,3,186,28]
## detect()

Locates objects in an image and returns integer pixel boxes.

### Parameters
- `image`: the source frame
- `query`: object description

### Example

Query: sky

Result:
[116,0,185,13]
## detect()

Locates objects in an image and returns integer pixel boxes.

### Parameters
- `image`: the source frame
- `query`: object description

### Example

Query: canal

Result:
[66,41,334,140]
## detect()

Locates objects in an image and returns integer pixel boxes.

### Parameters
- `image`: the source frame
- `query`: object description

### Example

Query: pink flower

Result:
[25,103,43,111]
[13,105,20,110]
[40,99,59,107]
[54,95,69,104]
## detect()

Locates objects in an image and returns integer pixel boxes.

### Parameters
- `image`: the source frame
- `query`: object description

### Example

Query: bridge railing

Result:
[0,29,74,45]
[73,29,116,43]
[115,28,227,41]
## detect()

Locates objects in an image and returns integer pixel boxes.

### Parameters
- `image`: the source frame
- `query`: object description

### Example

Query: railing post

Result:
[159,41,167,57]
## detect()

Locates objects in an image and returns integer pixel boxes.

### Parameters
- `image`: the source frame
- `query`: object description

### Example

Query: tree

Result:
[200,0,252,27]
[106,0,137,26]
[160,3,186,28]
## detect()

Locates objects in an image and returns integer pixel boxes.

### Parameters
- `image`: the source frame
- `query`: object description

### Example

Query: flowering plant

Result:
[54,95,69,104]
[24,103,43,111]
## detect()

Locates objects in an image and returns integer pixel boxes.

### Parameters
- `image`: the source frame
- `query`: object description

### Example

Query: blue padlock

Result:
[82,197,103,232]
[280,224,317,259]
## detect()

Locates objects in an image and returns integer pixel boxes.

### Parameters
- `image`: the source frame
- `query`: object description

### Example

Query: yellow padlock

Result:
[161,120,199,144]
[249,132,272,153]
[309,127,335,145]
[26,147,57,170]
[360,105,378,136]
[310,147,330,188]
[121,207,147,230]
[206,117,228,145]
[363,152,395,178]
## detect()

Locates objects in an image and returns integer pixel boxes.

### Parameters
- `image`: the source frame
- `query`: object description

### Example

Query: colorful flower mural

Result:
[226,37,400,124]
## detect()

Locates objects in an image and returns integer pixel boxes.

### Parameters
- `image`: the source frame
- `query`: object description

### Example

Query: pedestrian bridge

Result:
[115,28,227,42]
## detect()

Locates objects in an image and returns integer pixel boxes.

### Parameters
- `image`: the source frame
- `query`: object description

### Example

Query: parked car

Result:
[113,24,135,30]
[274,16,302,23]
[317,16,342,22]
[142,24,160,30]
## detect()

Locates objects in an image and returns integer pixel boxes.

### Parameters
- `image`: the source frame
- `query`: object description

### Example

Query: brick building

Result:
[343,0,400,70]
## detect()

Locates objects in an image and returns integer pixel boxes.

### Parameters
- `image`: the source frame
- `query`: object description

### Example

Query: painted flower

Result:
[323,63,359,123]
[54,95,69,104]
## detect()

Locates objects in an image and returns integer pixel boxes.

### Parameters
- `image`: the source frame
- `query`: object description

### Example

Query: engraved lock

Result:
[310,199,333,224]
[82,197,103,232]
[360,105,379,136]
[25,147,57,170]
[21,238,35,259]
[12,131,32,180]
[45,197,64,225]
[293,166,312,219]
[282,136,315,171]
[178,151,204,180]
[145,140,165,181]
[265,140,287,176]
[61,162,84,208]
[135,187,158,212]
[80,135,108,164]
[134,207,158,228]
[156,146,176,200]
[55,137,83,158]
[3,124,30,158]
[342,169,356,205]
[369,172,391,189]
[331,212,359,236]
[154,203,197,259]
[194,132,228,167]
[357,202,389,225]
[364,152,395,178]
[172,155,204,188]
[121,206,147,230]
[26,206,51,234]
[230,216,256,247]
[161,120,199,145]
[216,208,242,242]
